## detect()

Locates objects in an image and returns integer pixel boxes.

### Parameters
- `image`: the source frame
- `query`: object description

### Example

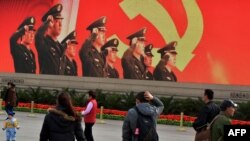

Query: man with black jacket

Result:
[4,82,17,114]
[193,89,220,139]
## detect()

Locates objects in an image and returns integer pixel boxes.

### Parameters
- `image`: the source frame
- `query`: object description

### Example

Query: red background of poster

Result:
[1,0,250,86]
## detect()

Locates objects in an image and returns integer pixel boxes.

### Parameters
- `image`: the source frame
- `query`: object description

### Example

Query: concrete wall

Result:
[0,72,250,101]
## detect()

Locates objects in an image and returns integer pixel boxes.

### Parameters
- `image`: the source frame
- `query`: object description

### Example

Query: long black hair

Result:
[57,92,80,120]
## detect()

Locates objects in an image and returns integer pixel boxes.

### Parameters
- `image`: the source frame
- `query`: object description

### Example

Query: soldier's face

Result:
[167,54,176,67]
[22,30,35,45]
[52,19,62,36]
[134,41,145,55]
[107,49,118,63]
[96,31,106,46]
[144,56,152,67]
[66,43,76,58]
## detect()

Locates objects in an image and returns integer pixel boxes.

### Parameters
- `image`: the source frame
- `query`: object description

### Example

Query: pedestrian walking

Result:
[122,91,164,141]
[40,92,86,141]
[81,90,98,141]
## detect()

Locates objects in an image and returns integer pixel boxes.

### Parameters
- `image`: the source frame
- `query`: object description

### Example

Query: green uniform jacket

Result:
[211,111,231,141]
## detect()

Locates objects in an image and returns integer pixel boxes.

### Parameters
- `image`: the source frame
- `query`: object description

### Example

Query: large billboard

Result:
[0,0,250,86]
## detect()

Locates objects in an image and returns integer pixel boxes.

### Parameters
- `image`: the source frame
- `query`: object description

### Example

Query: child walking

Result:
[2,112,20,141]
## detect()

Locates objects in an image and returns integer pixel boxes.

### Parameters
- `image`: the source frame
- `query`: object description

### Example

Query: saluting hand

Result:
[24,25,29,32]
[144,91,154,101]
[47,15,54,27]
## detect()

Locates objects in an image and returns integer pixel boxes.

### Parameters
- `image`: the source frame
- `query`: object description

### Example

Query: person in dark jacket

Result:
[79,16,107,77]
[122,28,147,80]
[40,92,86,141]
[144,44,154,80]
[193,89,220,140]
[122,91,164,141]
[4,82,17,114]
[10,16,36,73]
[153,41,178,81]
[102,38,119,78]
[35,4,65,75]
[60,30,78,76]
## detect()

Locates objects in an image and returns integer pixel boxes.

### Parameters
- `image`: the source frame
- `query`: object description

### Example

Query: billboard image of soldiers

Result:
[101,38,119,78]
[60,31,78,76]
[153,41,178,81]
[144,44,154,80]
[121,28,147,80]
[79,16,107,77]
[35,4,65,75]
[10,17,36,73]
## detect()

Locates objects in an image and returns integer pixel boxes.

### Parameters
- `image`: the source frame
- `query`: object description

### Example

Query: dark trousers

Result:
[84,123,95,141]
[5,104,13,114]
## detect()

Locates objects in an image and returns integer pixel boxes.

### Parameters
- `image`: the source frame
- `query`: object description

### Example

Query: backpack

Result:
[134,106,158,141]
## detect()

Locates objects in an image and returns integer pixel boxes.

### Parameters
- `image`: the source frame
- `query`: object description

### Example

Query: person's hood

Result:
[48,108,76,128]
[136,103,155,116]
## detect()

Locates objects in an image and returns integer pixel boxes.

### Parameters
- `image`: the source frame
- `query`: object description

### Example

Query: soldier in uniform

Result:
[35,4,65,75]
[144,44,154,80]
[10,17,36,73]
[60,31,78,76]
[101,38,119,78]
[79,16,107,77]
[121,28,147,79]
[153,41,178,81]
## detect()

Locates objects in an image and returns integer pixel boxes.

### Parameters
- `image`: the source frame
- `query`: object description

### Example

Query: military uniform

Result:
[10,17,36,73]
[63,57,77,76]
[121,48,133,78]
[122,28,147,79]
[35,4,65,75]
[153,41,178,82]
[79,17,106,77]
[60,31,78,76]
[153,61,177,81]
[101,38,119,78]
[145,71,154,80]
[144,44,154,80]
[106,65,119,78]
[123,55,146,79]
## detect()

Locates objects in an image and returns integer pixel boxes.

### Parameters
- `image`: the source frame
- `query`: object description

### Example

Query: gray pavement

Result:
[0,111,195,141]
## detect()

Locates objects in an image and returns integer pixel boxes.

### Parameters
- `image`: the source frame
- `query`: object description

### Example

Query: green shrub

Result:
[120,92,136,110]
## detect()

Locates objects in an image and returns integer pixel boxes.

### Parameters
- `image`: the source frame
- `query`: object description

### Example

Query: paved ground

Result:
[0,111,195,141]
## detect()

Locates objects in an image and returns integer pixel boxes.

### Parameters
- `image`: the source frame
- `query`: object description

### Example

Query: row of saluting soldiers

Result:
[10,4,178,82]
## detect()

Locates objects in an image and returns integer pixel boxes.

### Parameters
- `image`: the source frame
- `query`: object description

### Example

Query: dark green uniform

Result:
[106,65,119,78]
[10,29,36,73]
[154,41,178,82]
[79,39,105,77]
[122,55,146,79]
[144,44,154,80]
[153,61,177,81]
[60,30,78,76]
[79,16,107,77]
[64,57,77,76]
[145,71,154,80]
[35,21,65,74]
[122,28,147,80]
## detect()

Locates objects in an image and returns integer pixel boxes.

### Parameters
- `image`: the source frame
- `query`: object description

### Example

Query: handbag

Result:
[195,115,220,141]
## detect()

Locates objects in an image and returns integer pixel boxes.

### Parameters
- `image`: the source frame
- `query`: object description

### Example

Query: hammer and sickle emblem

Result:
[114,0,204,71]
